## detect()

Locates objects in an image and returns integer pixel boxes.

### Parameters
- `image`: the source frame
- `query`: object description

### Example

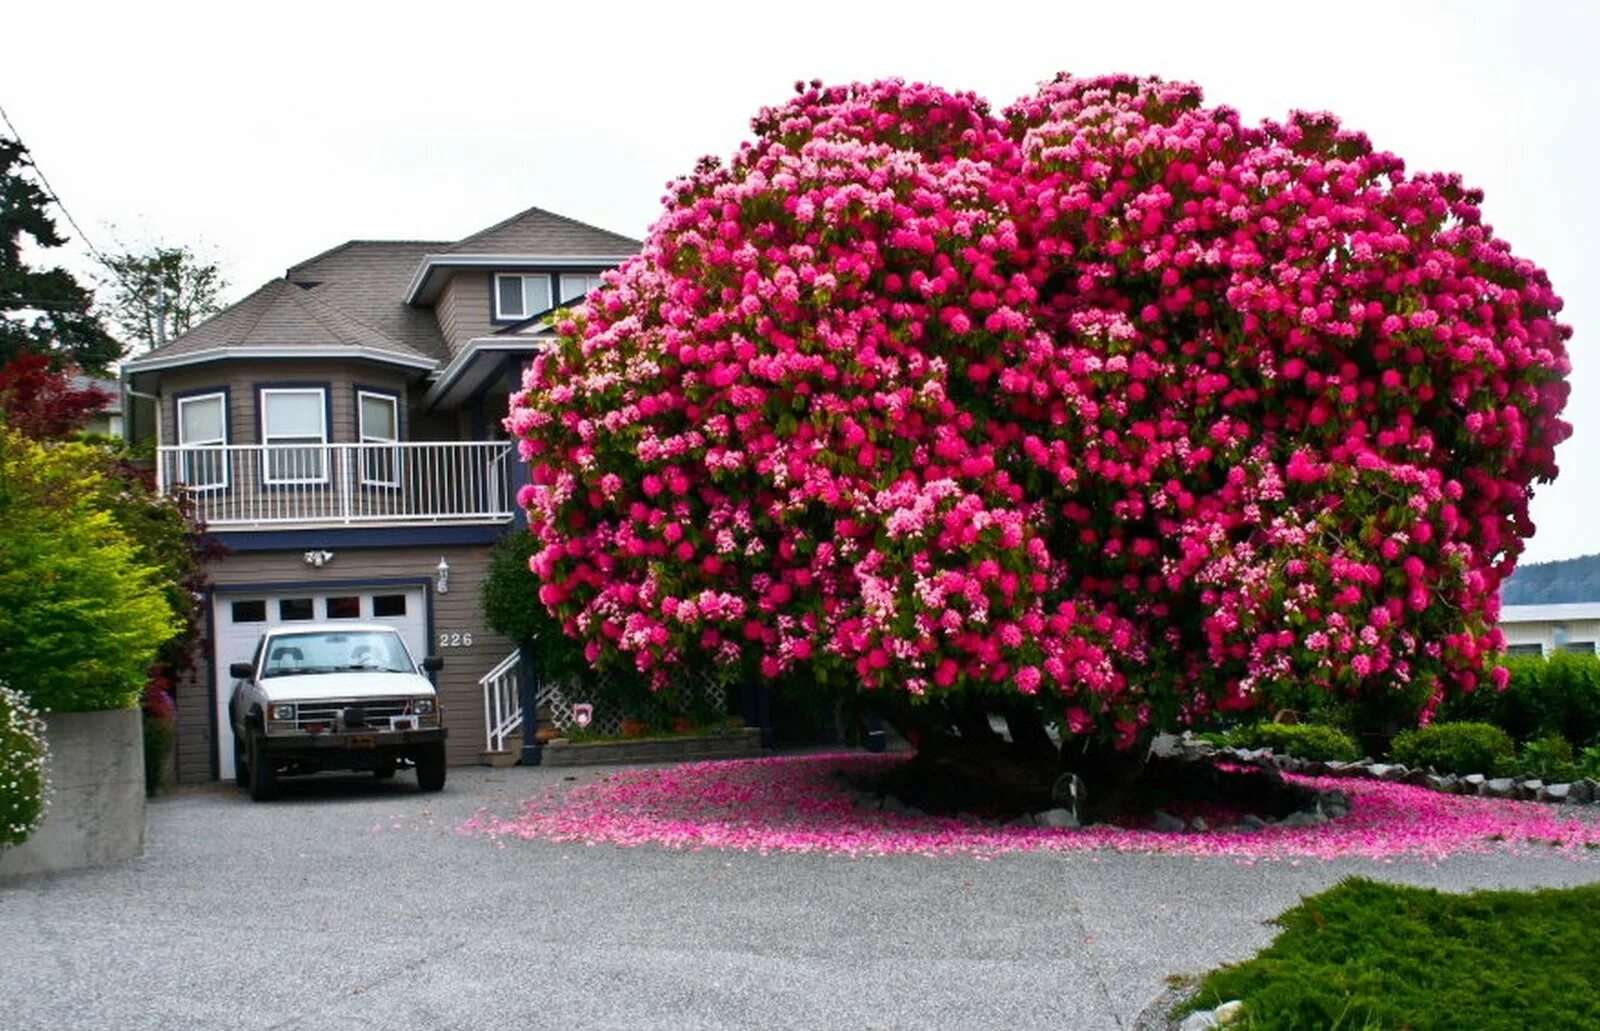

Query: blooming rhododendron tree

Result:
[506,75,1570,789]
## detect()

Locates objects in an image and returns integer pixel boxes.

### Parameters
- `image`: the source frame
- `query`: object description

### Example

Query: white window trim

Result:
[176,392,229,491]
[357,390,402,488]
[260,387,329,485]
[494,272,552,321]
[559,273,603,304]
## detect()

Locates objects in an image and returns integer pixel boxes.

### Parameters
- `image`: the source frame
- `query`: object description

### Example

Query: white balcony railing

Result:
[157,442,515,528]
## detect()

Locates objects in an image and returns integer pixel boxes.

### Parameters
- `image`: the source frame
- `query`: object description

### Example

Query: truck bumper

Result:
[262,728,447,754]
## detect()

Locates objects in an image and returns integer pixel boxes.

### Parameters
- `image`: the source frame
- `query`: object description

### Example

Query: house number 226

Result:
[438,631,474,648]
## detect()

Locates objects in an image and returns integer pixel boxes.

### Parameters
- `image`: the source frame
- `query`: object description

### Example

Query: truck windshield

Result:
[261,630,415,677]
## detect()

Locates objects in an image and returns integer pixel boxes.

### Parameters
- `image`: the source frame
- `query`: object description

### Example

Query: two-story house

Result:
[122,205,639,784]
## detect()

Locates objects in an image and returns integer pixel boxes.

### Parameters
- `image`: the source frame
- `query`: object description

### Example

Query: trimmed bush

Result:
[1230,723,1360,762]
[1390,722,1515,775]
[0,683,49,848]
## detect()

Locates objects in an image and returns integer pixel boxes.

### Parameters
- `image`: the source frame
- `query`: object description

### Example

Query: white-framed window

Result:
[261,387,328,484]
[176,391,228,489]
[494,273,552,321]
[559,273,605,303]
[358,390,400,487]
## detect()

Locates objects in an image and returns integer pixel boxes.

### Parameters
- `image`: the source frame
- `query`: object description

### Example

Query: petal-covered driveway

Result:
[4,764,1600,1030]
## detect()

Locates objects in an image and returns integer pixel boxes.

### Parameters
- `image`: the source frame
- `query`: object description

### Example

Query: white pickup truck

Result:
[228,623,447,801]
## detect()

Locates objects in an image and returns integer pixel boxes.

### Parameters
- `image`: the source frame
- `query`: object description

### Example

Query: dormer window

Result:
[494,273,551,321]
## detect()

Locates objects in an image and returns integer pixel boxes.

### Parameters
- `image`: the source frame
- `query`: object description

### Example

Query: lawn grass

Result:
[1181,877,1600,1030]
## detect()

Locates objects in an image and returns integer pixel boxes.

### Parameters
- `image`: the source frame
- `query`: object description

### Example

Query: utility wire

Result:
[0,100,115,270]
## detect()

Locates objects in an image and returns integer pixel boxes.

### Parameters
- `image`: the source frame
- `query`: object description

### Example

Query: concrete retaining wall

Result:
[0,709,145,879]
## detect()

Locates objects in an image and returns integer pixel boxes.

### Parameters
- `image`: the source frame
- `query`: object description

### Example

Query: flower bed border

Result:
[542,727,762,767]
[1185,735,1599,806]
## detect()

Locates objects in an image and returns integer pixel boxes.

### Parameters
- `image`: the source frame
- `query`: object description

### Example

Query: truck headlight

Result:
[412,698,435,715]
[268,703,297,721]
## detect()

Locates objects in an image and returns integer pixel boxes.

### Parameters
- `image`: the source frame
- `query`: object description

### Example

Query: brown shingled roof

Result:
[126,278,434,365]
[445,204,640,255]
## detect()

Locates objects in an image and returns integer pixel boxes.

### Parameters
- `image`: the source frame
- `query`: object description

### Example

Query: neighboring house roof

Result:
[123,278,436,372]
[1501,554,1600,607]
[122,204,641,376]
[69,374,121,414]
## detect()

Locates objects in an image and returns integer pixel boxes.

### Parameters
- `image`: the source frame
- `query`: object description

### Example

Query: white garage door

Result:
[212,586,428,780]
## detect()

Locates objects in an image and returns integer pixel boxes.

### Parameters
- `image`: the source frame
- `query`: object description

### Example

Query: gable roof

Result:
[444,204,640,255]
[1501,554,1600,607]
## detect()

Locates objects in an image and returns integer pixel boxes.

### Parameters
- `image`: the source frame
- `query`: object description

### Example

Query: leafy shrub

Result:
[1496,734,1579,782]
[0,683,49,848]
[142,715,173,796]
[0,427,179,711]
[1229,723,1360,762]
[1580,746,1600,781]
[1390,722,1515,775]
[1439,653,1600,747]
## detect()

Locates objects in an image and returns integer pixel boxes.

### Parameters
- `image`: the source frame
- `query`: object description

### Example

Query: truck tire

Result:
[247,732,278,802]
[234,735,248,789]
[415,743,446,793]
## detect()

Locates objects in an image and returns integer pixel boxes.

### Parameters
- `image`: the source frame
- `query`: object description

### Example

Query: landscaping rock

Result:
[1238,814,1268,831]
[1003,813,1036,828]
[1568,780,1594,804]
[1542,783,1571,804]
[1425,773,1457,793]
[1482,778,1516,799]
[1179,1011,1219,1031]
[1149,733,1183,759]
[1463,773,1487,794]
[1214,1000,1246,1026]
[1518,779,1544,801]
[1404,767,1433,786]
[1279,810,1326,829]
[1368,763,1396,780]
[1301,760,1328,775]
[1152,810,1186,833]
[1189,816,1209,833]
[1035,807,1079,829]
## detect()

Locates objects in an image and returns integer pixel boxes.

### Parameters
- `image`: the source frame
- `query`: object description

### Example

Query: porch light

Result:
[436,556,450,595]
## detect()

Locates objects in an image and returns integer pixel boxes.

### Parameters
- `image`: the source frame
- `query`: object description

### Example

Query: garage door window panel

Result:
[261,388,328,484]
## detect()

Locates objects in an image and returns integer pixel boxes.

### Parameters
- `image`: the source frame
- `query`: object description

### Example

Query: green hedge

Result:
[1439,653,1600,747]
[1390,722,1515,775]
[1227,723,1360,762]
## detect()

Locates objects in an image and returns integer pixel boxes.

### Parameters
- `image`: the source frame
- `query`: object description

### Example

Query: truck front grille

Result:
[294,697,413,731]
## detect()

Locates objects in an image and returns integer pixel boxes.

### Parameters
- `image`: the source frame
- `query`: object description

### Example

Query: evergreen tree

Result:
[0,135,121,374]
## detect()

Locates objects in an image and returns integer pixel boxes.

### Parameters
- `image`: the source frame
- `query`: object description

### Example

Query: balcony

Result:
[157,441,516,529]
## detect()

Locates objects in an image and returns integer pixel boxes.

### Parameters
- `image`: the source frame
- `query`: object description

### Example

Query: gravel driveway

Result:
[4,763,1600,1030]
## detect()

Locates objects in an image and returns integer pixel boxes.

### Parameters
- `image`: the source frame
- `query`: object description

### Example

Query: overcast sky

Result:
[4,0,1595,562]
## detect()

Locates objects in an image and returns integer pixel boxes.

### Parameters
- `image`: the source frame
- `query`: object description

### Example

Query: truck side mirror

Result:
[422,656,444,673]
[229,661,255,679]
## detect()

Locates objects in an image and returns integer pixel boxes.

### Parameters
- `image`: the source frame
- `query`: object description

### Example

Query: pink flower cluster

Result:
[463,754,1600,862]
[505,75,1571,741]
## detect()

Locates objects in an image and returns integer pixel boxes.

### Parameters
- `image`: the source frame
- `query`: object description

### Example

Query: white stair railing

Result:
[481,648,523,753]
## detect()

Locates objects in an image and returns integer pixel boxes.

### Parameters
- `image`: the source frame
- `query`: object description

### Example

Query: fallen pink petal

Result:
[462,754,1600,862]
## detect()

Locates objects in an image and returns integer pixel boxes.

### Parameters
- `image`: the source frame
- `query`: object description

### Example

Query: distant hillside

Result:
[1501,554,1600,606]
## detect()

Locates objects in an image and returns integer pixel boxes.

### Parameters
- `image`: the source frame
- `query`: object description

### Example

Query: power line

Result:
[0,100,117,272]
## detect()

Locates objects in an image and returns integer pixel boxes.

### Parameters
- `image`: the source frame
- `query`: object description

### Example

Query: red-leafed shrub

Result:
[0,353,111,439]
